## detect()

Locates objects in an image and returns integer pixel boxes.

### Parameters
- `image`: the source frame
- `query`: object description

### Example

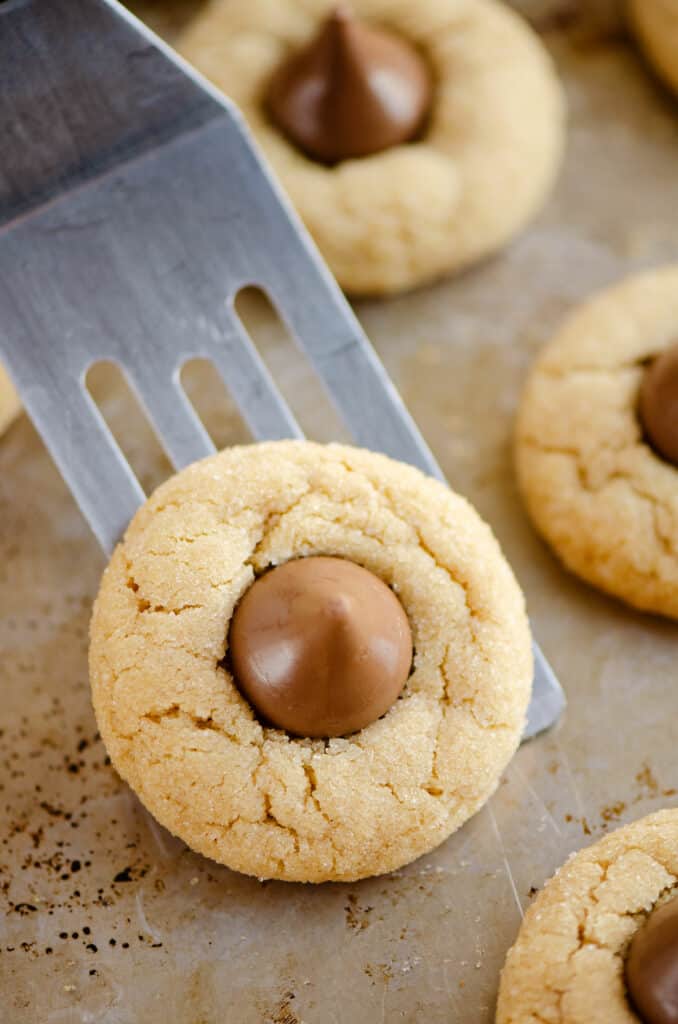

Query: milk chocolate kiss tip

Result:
[625,894,678,1024]
[640,341,678,467]
[228,556,413,738]
[266,6,433,164]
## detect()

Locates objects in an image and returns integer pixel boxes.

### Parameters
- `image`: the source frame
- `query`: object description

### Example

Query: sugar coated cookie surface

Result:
[89,441,532,882]
[0,365,20,437]
[178,0,565,296]
[515,266,678,620]
[496,809,678,1024]
[0,364,20,436]
[629,0,678,97]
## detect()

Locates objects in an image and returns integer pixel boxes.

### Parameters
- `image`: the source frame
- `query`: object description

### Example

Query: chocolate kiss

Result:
[626,895,678,1024]
[229,556,413,737]
[266,5,432,164]
[639,342,678,468]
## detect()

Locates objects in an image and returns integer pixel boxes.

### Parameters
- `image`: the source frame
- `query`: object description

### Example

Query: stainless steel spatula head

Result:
[0,0,565,739]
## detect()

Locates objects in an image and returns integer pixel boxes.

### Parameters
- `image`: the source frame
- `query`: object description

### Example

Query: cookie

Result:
[515,266,678,620]
[629,0,678,97]
[0,365,20,437]
[178,0,565,296]
[496,809,678,1024]
[89,440,532,882]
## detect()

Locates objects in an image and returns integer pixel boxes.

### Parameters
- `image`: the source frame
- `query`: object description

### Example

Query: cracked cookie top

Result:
[496,809,678,1024]
[89,440,532,882]
[515,265,678,621]
[177,0,564,296]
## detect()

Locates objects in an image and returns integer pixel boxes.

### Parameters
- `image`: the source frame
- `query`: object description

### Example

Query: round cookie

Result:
[89,440,532,883]
[496,809,678,1024]
[629,0,678,97]
[515,266,678,620]
[0,364,21,437]
[178,0,565,296]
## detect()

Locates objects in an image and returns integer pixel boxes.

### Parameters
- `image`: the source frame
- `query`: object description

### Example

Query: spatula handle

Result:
[0,0,221,224]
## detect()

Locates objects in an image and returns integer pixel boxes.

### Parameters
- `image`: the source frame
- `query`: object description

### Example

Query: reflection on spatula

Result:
[0,0,565,739]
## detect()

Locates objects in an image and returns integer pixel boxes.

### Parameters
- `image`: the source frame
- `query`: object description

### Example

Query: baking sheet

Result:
[3,2,678,1020]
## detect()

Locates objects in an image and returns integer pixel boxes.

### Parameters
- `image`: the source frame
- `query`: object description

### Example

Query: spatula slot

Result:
[233,286,348,444]
[85,360,173,496]
[180,357,251,451]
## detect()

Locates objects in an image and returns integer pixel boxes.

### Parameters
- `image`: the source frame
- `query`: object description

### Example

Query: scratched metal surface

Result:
[3,2,678,1021]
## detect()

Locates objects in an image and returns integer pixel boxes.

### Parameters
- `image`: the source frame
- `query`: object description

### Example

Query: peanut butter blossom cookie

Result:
[496,810,678,1024]
[178,0,565,296]
[89,441,532,882]
[515,266,678,620]
[629,0,678,98]
[0,365,20,437]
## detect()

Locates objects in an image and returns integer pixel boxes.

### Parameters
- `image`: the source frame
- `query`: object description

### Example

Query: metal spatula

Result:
[0,0,564,739]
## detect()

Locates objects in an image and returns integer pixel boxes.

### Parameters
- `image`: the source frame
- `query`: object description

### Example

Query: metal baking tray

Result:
[3,1,678,1019]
